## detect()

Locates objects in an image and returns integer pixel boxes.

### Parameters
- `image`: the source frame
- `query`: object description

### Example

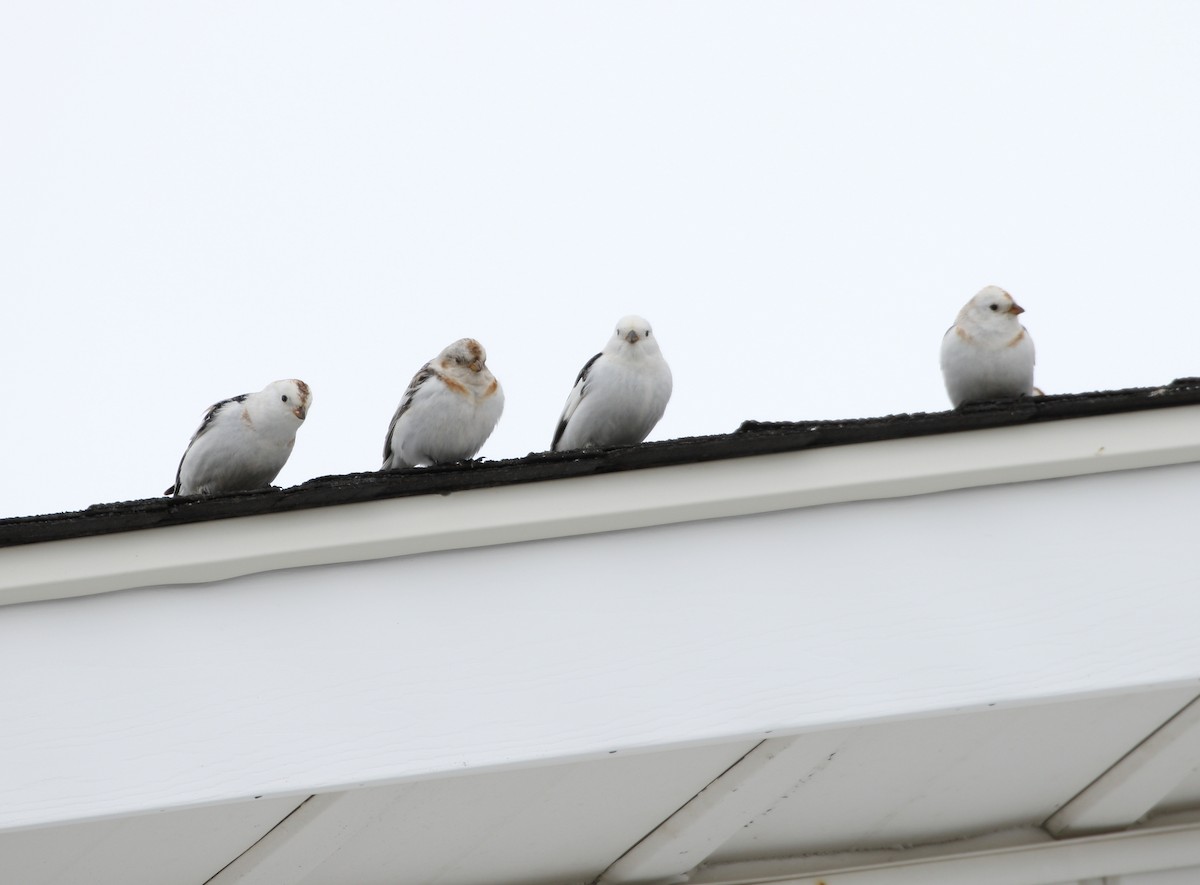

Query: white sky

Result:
[3,2,1199,519]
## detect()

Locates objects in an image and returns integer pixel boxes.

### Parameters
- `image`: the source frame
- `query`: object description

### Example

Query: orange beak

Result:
[1008,302,1025,315]
[469,359,483,373]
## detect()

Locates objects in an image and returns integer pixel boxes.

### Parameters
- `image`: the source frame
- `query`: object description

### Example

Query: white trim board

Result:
[3,406,1199,607]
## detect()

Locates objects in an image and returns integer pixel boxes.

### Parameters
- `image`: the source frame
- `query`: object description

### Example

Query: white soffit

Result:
[206,741,757,885]
[1154,767,1200,818]
[7,695,1200,885]
[686,821,1200,885]
[1046,696,1200,837]
[3,405,1200,606]
[598,691,1200,884]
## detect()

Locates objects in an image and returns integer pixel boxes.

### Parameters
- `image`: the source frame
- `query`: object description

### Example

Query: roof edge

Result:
[3,380,1200,550]
[3,404,1199,607]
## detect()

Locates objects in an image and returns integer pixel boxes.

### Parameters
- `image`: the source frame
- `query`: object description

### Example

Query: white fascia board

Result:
[2,405,1199,607]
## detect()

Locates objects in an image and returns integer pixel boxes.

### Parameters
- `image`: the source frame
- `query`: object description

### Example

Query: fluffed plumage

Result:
[940,286,1036,407]
[166,379,312,496]
[382,338,504,469]
[552,315,672,451]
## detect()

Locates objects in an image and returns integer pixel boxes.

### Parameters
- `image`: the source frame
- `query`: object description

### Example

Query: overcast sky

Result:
[3,2,1199,518]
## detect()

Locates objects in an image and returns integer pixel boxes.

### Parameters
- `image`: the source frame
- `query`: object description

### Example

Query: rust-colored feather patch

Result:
[1007,329,1026,347]
[440,376,469,396]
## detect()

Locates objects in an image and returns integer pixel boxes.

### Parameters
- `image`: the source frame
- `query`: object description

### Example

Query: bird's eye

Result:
[281,395,288,402]
[989,304,999,311]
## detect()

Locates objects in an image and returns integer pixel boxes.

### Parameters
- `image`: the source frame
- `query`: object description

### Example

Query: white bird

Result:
[940,285,1036,407]
[382,338,504,469]
[166,379,312,496]
[552,315,673,452]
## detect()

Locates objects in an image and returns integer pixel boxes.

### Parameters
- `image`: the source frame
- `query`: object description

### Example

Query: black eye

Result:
[281,395,288,402]
[645,330,651,336]
[989,304,999,311]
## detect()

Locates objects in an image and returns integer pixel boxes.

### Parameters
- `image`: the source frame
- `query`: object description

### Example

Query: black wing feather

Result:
[383,363,435,463]
[552,352,601,451]
[165,394,248,496]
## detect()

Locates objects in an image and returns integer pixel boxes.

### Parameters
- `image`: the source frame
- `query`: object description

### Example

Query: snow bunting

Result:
[552,315,673,451]
[382,338,504,469]
[166,379,312,496]
[940,286,1036,407]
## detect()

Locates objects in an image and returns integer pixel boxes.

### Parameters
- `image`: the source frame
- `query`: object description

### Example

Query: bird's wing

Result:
[383,363,435,464]
[166,394,247,495]
[552,352,601,450]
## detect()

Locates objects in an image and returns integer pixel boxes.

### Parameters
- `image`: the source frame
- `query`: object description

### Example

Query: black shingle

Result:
[3,380,1198,549]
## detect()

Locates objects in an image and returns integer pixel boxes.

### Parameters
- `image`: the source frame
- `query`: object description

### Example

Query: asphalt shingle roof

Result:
[3,379,1198,548]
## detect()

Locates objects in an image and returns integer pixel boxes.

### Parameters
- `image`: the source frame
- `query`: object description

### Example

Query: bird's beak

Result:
[625,330,640,344]
[1008,302,1025,315]
[469,359,483,373]
[293,405,307,420]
